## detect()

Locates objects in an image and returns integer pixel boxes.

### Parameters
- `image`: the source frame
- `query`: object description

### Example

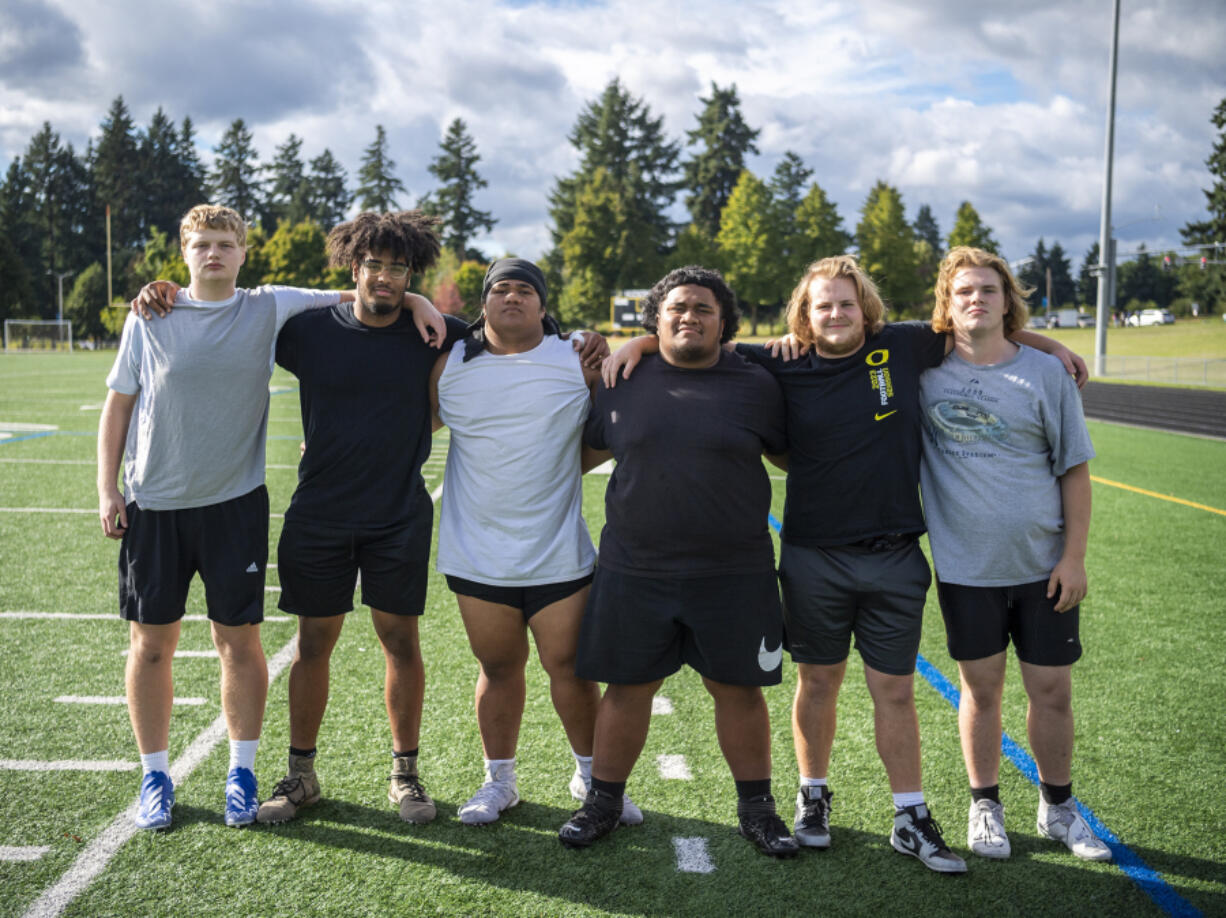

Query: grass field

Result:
[0,352,1223,918]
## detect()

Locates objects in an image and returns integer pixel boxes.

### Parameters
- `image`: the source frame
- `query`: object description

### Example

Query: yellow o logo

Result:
[865,349,889,366]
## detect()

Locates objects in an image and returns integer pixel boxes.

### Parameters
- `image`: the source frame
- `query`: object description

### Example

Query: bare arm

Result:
[564,331,610,368]
[602,335,659,388]
[1010,329,1088,389]
[427,350,449,432]
[405,292,448,347]
[97,390,138,539]
[581,444,613,473]
[1049,461,1091,612]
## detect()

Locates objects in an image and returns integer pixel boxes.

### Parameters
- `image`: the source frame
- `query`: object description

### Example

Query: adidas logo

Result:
[245,562,259,573]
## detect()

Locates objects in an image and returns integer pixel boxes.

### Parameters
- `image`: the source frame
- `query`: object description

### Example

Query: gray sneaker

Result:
[256,754,321,824]
[1037,797,1111,861]
[890,803,967,873]
[967,798,1010,859]
[389,755,436,824]
[794,785,832,848]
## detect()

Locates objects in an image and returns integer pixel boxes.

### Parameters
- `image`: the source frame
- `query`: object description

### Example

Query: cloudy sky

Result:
[1,0,1222,270]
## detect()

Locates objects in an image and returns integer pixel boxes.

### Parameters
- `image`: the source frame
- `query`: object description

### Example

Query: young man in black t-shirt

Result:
[557,266,798,858]
[257,212,466,826]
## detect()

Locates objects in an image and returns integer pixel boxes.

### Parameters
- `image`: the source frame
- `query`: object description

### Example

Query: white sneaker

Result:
[1037,797,1112,861]
[569,766,644,826]
[458,762,519,825]
[967,798,1010,859]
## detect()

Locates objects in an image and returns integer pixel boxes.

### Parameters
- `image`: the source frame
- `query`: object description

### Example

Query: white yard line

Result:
[656,754,692,780]
[0,612,289,622]
[55,696,206,706]
[21,635,299,918]
[0,846,51,862]
[673,837,715,873]
[0,760,136,772]
[651,695,674,715]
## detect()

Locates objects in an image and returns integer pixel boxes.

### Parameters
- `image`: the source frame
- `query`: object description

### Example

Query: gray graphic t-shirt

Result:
[919,344,1094,586]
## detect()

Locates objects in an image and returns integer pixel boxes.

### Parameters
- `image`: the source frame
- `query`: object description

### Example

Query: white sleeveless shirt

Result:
[436,334,597,586]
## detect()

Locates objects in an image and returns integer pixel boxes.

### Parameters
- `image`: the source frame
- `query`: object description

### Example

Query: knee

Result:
[1027,680,1072,714]
[797,670,842,705]
[129,630,176,665]
[214,627,265,666]
[870,677,915,710]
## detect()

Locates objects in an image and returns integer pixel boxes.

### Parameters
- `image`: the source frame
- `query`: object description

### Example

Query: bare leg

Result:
[705,678,772,780]
[211,622,268,741]
[591,681,664,783]
[1019,661,1074,785]
[287,615,345,749]
[529,587,599,756]
[792,661,846,778]
[957,653,1008,787]
[455,595,530,759]
[371,610,425,752]
[126,621,181,753]
[863,664,922,793]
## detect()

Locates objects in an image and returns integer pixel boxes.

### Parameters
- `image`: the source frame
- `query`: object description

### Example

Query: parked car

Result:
[1127,309,1175,326]
[1026,315,1047,330]
[1076,313,1095,328]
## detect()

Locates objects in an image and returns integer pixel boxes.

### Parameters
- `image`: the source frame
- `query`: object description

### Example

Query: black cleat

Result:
[738,794,800,858]
[558,790,622,849]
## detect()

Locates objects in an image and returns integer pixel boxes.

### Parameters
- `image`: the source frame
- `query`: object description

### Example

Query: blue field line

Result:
[765,514,1200,918]
[0,430,94,445]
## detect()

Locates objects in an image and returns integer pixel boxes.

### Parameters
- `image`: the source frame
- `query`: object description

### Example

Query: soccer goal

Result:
[3,319,73,352]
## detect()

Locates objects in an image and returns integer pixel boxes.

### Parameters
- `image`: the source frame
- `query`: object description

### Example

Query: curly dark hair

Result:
[326,210,441,273]
[640,265,740,343]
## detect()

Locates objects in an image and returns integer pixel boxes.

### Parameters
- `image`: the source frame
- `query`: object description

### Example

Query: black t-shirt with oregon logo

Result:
[737,321,947,547]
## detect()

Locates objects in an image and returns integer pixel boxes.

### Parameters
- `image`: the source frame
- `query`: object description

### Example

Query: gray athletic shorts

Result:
[575,566,784,687]
[779,539,931,676]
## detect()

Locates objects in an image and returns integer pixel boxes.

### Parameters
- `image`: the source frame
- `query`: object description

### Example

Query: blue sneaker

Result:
[225,766,259,827]
[134,771,174,830]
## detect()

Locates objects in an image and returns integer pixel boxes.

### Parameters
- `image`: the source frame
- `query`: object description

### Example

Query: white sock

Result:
[572,752,593,781]
[484,757,515,781]
[893,791,926,810]
[140,750,170,776]
[799,776,828,788]
[229,739,259,772]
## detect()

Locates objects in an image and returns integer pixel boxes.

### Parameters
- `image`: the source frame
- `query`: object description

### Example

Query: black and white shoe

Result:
[794,786,832,848]
[558,789,622,849]
[737,794,800,858]
[890,803,967,873]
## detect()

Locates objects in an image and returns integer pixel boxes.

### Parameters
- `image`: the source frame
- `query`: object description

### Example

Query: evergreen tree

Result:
[0,229,34,321]
[173,117,207,212]
[855,181,924,314]
[305,149,352,230]
[64,262,110,340]
[717,170,779,334]
[355,125,407,212]
[90,96,143,250]
[1179,97,1226,312]
[22,124,92,314]
[1077,241,1101,307]
[913,204,942,256]
[261,220,330,287]
[548,79,681,317]
[683,83,760,239]
[209,119,263,222]
[769,151,814,283]
[794,182,852,271]
[1048,241,1076,308]
[1018,238,1049,312]
[266,134,311,226]
[422,118,496,259]
[1118,244,1177,308]
[947,201,1000,254]
[140,107,194,238]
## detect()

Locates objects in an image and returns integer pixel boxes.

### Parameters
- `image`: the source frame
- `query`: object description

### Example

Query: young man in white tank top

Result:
[429,258,641,827]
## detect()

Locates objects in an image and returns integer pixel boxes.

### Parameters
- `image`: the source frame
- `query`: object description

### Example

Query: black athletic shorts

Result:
[575,566,783,687]
[118,485,269,626]
[779,539,931,676]
[277,510,431,618]
[936,578,1082,666]
[445,572,594,620]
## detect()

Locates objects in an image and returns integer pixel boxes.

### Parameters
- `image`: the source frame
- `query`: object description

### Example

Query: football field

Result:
[1,352,1223,917]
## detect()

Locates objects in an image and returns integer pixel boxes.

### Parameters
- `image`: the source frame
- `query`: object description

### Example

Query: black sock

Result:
[1041,781,1072,805]
[590,777,626,802]
[971,784,1000,804]
[393,748,419,759]
[289,746,316,759]
[735,779,772,801]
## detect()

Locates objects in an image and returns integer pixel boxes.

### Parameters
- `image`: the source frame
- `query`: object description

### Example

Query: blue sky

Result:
[1,0,1222,271]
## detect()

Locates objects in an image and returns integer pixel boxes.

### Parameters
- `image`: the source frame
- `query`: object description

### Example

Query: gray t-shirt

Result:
[106,285,340,510]
[919,344,1094,586]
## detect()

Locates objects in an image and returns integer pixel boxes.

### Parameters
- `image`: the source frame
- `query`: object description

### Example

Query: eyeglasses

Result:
[361,259,410,278]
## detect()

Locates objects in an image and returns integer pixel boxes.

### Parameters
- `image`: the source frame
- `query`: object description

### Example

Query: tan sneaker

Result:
[389,755,436,824]
[256,754,321,824]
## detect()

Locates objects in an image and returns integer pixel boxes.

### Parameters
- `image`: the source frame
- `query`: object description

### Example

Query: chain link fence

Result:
[1097,356,1226,388]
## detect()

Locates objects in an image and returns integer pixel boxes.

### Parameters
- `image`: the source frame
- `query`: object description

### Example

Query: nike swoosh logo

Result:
[758,638,783,671]
[874,411,897,421]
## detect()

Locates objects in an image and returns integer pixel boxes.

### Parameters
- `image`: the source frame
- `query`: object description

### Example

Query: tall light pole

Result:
[1093,0,1121,376]
[46,269,74,321]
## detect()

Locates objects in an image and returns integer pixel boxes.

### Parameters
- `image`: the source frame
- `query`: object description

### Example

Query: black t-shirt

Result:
[585,349,787,577]
[737,322,947,547]
[275,305,467,528]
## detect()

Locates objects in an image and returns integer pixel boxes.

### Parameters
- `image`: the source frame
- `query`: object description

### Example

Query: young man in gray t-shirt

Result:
[919,247,1110,864]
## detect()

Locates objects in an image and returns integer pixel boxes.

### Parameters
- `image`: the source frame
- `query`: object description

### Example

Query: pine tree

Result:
[913,204,943,256]
[683,83,760,239]
[1018,238,1049,312]
[305,149,352,230]
[855,181,924,314]
[1180,97,1226,312]
[266,134,311,226]
[717,170,778,333]
[947,201,1000,254]
[1077,242,1101,308]
[91,96,143,249]
[174,117,207,212]
[769,151,814,283]
[794,182,852,271]
[22,124,92,314]
[422,118,496,259]
[355,125,407,212]
[1048,242,1076,308]
[209,119,263,222]
[141,108,191,238]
